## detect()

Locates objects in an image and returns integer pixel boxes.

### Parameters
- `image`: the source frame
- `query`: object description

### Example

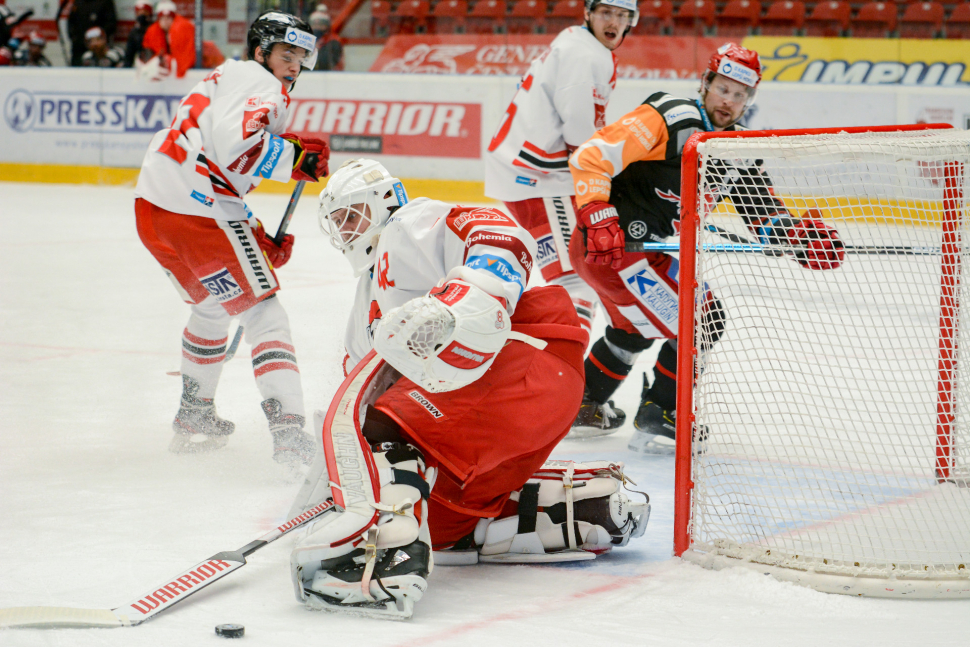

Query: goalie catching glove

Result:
[754,209,845,271]
[282,132,330,182]
[373,267,545,393]
[436,460,650,565]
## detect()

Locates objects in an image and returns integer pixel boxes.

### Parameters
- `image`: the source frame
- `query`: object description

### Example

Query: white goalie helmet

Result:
[318,158,409,277]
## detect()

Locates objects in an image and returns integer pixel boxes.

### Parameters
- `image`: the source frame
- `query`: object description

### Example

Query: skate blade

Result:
[168,432,229,454]
[479,549,596,564]
[433,549,479,566]
[304,590,417,621]
[566,425,622,440]
[627,431,676,455]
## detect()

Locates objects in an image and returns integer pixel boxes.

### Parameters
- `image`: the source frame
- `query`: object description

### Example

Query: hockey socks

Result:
[584,337,634,404]
[643,339,678,412]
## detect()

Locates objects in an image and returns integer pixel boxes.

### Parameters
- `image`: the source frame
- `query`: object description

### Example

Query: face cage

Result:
[700,72,759,116]
[320,192,380,255]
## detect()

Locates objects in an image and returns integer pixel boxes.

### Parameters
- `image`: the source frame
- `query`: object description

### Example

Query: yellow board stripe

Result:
[0,162,495,205]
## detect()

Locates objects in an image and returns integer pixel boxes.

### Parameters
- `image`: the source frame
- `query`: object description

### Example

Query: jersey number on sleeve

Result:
[487,74,533,153]
[158,93,211,165]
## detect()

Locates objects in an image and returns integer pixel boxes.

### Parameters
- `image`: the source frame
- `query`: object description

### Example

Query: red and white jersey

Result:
[345,198,537,365]
[135,59,297,222]
[484,26,617,203]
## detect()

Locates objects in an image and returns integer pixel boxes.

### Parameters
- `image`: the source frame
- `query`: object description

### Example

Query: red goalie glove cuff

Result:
[787,211,845,271]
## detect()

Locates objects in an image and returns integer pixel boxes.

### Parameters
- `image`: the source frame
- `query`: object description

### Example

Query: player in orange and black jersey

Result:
[566,43,846,449]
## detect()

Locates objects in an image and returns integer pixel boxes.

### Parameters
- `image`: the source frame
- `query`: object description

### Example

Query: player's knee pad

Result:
[605,325,656,354]
[187,297,232,336]
[236,294,291,339]
[288,352,434,619]
[446,461,649,564]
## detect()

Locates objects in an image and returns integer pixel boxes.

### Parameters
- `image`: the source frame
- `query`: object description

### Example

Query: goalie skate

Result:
[303,537,430,621]
[568,397,626,439]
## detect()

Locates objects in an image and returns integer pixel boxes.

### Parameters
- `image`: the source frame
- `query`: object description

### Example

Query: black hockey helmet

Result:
[247,11,318,70]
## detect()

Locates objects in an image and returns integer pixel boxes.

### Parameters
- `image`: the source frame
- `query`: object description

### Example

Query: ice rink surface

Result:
[1,182,968,646]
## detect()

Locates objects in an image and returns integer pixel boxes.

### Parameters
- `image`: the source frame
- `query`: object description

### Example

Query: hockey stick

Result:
[273,180,306,246]
[703,223,942,256]
[642,224,942,256]
[54,0,71,64]
[0,499,336,629]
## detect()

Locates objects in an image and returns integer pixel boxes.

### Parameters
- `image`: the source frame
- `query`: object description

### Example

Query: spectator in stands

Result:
[310,7,343,71]
[124,0,154,67]
[142,1,195,78]
[68,0,117,66]
[14,31,52,66]
[81,25,124,67]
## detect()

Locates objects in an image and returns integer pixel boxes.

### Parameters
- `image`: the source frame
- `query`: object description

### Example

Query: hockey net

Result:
[674,125,970,598]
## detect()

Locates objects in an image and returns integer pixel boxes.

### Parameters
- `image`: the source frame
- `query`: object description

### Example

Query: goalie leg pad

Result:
[476,461,650,564]
[290,441,434,620]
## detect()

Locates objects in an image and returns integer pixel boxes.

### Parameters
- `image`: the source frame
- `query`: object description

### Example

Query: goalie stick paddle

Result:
[0,499,336,629]
[273,180,306,247]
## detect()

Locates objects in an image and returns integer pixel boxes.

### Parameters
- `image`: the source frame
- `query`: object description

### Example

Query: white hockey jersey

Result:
[484,26,617,203]
[344,198,537,366]
[135,59,297,222]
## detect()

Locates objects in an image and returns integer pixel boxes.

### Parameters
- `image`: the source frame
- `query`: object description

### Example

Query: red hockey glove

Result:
[254,219,294,268]
[786,210,845,271]
[282,133,330,182]
[577,201,625,269]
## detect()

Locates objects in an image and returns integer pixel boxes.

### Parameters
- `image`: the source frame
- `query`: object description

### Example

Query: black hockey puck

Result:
[215,624,245,638]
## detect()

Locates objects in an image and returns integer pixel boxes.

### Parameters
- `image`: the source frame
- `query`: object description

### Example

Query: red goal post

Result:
[672,123,970,598]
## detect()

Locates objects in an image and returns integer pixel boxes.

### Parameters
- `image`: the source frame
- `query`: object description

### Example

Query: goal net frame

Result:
[673,123,970,599]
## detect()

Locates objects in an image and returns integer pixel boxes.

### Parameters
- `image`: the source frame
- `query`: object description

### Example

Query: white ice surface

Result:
[1,182,968,646]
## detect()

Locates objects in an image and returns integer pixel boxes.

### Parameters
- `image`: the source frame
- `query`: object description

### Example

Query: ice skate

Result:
[628,401,677,454]
[568,395,626,439]
[169,376,234,454]
[303,537,431,620]
[262,398,316,468]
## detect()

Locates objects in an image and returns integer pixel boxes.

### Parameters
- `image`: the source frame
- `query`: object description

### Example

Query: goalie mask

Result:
[318,159,409,277]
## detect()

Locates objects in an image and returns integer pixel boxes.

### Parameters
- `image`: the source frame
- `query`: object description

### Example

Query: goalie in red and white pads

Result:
[286,159,649,619]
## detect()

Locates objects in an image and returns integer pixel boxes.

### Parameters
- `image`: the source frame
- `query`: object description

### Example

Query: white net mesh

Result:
[687,129,970,587]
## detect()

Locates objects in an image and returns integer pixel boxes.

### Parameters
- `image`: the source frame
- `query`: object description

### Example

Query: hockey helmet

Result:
[318,159,409,277]
[585,0,639,28]
[701,43,762,110]
[247,11,318,70]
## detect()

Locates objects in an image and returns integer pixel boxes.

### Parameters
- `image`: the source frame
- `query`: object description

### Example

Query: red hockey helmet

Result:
[701,43,762,113]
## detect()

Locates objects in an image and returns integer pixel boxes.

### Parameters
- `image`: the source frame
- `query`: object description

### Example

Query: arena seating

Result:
[508,0,549,33]
[850,1,897,37]
[361,0,970,41]
[672,0,717,35]
[803,0,851,36]
[716,0,762,36]
[634,0,674,34]
[431,0,468,32]
[899,2,944,37]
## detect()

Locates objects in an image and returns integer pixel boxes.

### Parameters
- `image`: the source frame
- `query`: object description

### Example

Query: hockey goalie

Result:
[286,159,650,619]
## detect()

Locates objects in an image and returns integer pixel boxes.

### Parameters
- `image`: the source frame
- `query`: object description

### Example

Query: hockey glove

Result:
[577,201,625,269]
[787,210,845,271]
[254,219,294,268]
[282,133,330,182]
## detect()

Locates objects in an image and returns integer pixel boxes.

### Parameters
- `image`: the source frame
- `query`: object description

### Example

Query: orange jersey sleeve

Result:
[568,103,670,208]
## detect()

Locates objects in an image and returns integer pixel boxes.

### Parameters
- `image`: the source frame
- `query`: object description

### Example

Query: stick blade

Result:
[0,606,127,629]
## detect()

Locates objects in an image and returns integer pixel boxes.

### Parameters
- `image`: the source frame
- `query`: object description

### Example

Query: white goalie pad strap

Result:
[373,279,512,393]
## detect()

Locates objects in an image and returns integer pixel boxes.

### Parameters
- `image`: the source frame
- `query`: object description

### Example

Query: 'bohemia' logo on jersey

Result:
[2,89,186,134]
[200,268,244,303]
[535,234,558,269]
[190,190,214,207]
[515,176,538,187]
[408,391,446,420]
